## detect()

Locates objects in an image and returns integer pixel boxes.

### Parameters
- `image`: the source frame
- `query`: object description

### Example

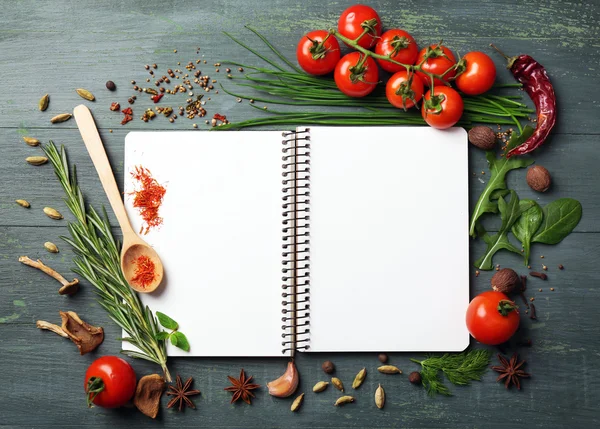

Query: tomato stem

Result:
[85,376,106,408]
[497,299,518,317]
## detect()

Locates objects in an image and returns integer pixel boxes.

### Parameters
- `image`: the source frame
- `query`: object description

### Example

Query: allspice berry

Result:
[408,372,422,385]
[105,80,116,91]
[377,353,388,363]
[322,360,335,374]
[526,165,551,192]
[491,268,520,294]
[468,126,497,150]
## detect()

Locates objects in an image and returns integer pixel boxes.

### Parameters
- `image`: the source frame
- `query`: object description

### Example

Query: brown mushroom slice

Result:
[134,374,166,418]
[59,311,104,355]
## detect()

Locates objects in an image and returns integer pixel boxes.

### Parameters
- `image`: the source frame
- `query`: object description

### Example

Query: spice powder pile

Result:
[131,254,156,289]
[130,166,166,234]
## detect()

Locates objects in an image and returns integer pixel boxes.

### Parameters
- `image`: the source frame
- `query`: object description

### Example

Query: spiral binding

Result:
[280,128,311,355]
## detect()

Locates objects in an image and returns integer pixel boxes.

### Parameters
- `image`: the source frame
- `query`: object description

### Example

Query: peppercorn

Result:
[408,372,422,385]
[321,360,335,374]
[105,81,116,91]
[377,353,388,363]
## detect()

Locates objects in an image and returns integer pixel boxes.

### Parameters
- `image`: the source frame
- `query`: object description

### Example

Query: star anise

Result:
[224,369,260,404]
[166,375,200,411]
[492,353,530,390]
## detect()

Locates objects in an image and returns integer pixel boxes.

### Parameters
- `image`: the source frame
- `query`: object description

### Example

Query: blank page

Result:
[124,131,285,356]
[307,126,469,352]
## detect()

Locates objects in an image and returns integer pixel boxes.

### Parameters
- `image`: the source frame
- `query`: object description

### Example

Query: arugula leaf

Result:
[504,125,534,153]
[475,191,534,270]
[156,312,179,331]
[469,149,534,238]
[171,332,191,352]
[532,198,582,244]
[512,200,543,265]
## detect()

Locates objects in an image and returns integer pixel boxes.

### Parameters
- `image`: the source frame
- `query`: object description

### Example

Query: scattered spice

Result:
[15,199,30,208]
[166,375,200,411]
[519,275,530,308]
[290,393,304,412]
[408,372,422,385]
[542,264,547,271]
[76,88,95,101]
[378,353,388,363]
[225,369,260,404]
[377,365,402,374]
[44,241,59,253]
[106,81,116,91]
[134,374,165,419]
[23,136,40,146]
[374,384,385,409]
[110,102,120,111]
[550,287,555,291]
[313,381,329,392]
[50,113,72,123]
[122,107,133,115]
[322,360,335,374]
[19,256,79,295]
[530,271,547,280]
[491,268,520,294]
[334,396,355,406]
[331,377,344,392]
[43,206,63,219]
[130,166,166,234]
[492,353,530,390]
[151,93,164,103]
[468,126,497,150]
[558,264,564,270]
[121,114,133,125]
[26,156,48,166]
[131,255,156,289]
[529,303,537,320]
[38,94,49,111]
[36,311,104,354]
[352,368,366,389]
[526,165,551,192]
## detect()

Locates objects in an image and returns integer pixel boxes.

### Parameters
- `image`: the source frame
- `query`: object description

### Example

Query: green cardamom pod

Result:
[15,199,30,208]
[290,393,304,412]
[50,113,72,124]
[331,377,344,392]
[352,368,366,389]
[312,381,329,393]
[39,94,49,111]
[26,156,48,166]
[76,88,95,101]
[375,384,385,409]
[334,395,355,406]
[145,88,158,95]
[43,207,63,220]
[23,137,40,146]
[377,365,402,374]
[44,242,59,253]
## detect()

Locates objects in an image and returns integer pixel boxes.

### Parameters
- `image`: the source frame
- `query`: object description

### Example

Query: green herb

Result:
[156,311,191,352]
[469,140,534,237]
[475,191,534,270]
[532,198,582,244]
[411,349,492,396]
[42,142,171,381]
[511,200,542,265]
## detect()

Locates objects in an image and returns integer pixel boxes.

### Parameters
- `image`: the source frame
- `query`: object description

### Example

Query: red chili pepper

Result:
[151,93,164,103]
[122,107,133,115]
[121,114,133,125]
[213,113,227,122]
[491,45,556,158]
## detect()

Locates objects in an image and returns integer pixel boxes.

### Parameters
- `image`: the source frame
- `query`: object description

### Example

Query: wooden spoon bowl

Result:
[121,240,164,293]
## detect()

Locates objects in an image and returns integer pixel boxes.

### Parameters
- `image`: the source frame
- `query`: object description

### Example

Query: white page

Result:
[307,126,469,352]
[124,131,286,356]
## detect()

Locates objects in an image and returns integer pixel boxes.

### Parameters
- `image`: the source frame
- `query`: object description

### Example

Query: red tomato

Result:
[415,44,457,86]
[337,4,382,49]
[421,86,464,129]
[466,291,520,345]
[296,30,341,76]
[84,356,137,408]
[454,51,497,95]
[385,71,424,109]
[334,52,379,97]
[375,29,419,72]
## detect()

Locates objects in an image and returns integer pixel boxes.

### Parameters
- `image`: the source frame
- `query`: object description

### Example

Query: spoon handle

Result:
[73,105,135,235]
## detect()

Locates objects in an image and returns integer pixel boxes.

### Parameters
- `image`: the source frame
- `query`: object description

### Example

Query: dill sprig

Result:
[411,349,492,396]
[43,142,171,381]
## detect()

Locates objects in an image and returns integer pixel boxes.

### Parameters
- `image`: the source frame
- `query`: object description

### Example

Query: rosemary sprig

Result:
[43,142,171,381]
[411,349,492,396]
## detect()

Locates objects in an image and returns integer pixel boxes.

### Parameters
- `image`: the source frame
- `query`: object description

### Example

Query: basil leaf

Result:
[156,331,170,341]
[469,149,534,237]
[475,191,529,270]
[172,332,190,352]
[156,311,179,331]
[532,198,582,244]
[511,200,542,265]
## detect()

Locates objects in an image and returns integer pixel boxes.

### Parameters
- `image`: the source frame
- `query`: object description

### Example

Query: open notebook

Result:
[123,127,469,356]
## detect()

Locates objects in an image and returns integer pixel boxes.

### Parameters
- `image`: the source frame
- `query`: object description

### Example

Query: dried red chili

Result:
[491,45,556,158]
[122,107,133,115]
[131,255,156,289]
[121,115,133,125]
[151,93,164,103]
[130,166,166,234]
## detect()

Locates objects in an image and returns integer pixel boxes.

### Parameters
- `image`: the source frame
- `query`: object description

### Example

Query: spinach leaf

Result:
[511,200,543,265]
[469,133,534,238]
[532,198,582,244]
[475,191,534,270]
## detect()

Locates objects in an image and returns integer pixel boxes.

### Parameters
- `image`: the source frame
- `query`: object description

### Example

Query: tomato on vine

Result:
[386,71,424,109]
[374,29,419,72]
[415,43,457,86]
[454,51,497,95]
[421,86,464,129]
[337,4,382,49]
[84,356,137,408]
[466,291,520,345]
[296,30,341,75]
[334,52,379,97]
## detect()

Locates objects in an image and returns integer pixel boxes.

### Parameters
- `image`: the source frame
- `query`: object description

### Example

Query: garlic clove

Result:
[267,360,299,398]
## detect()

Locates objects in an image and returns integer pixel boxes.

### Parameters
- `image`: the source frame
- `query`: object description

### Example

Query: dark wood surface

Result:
[1,1,599,427]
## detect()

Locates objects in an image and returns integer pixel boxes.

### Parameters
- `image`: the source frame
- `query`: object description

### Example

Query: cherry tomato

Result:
[421,86,464,129]
[334,52,379,98]
[385,71,424,109]
[454,51,497,95]
[296,30,341,76]
[415,44,457,86]
[337,4,382,49]
[84,356,137,408]
[375,29,419,73]
[466,291,520,345]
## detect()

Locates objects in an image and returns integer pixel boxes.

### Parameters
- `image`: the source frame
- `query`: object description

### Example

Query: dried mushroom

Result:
[134,374,166,419]
[19,256,79,295]
[36,311,104,355]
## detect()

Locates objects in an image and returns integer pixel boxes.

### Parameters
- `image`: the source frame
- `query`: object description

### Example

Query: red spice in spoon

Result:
[131,254,156,289]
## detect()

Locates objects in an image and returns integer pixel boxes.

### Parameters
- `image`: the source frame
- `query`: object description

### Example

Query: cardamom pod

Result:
[76,88,95,101]
[43,207,63,220]
[377,365,402,374]
[39,94,49,111]
[26,156,48,166]
[23,136,40,146]
[375,384,385,409]
[312,381,329,393]
[50,113,72,124]
[334,395,355,406]
[44,242,59,253]
[145,88,158,95]
[15,199,30,208]
[331,377,344,392]
[290,393,304,412]
[352,368,366,389]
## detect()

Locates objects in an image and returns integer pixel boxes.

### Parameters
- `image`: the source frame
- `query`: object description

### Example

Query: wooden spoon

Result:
[73,105,163,293]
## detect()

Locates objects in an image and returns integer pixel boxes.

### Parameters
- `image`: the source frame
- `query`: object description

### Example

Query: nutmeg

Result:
[468,126,496,150]
[491,268,520,294]
[322,360,335,374]
[526,165,551,192]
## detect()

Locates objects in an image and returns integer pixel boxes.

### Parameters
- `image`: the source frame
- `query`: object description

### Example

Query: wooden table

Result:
[1,1,598,427]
